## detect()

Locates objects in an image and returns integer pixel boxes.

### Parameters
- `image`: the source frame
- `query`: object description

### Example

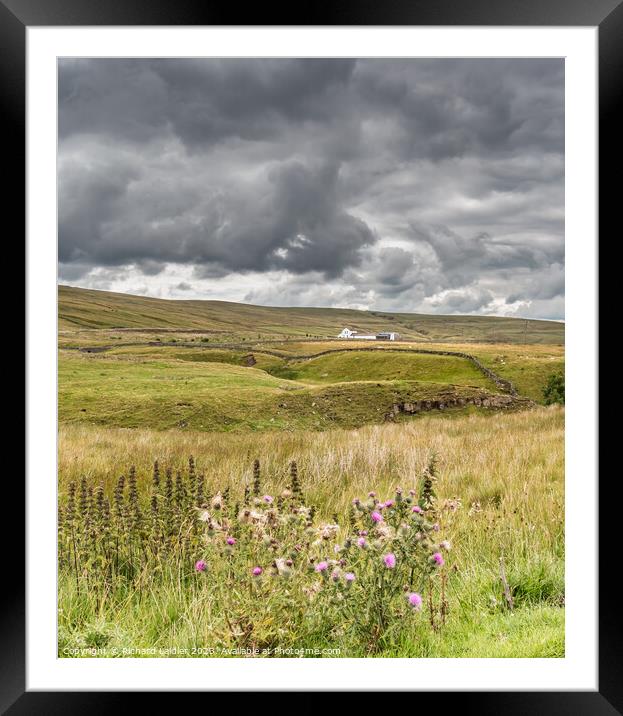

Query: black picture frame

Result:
[6,0,613,709]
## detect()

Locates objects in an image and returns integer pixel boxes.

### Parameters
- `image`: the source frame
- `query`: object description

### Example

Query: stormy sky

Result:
[58,58,564,319]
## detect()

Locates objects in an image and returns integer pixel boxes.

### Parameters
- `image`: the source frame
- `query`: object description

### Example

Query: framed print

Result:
[5,0,615,708]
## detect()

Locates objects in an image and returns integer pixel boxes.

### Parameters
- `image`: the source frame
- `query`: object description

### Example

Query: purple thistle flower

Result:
[357,536,366,548]
[252,566,263,576]
[432,552,445,566]
[440,540,451,551]
[407,592,423,609]
[384,499,395,509]
[226,536,236,546]
[263,495,273,504]
[368,491,376,498]
[383,553,396,569]
[371,511,383,523]
[412,505,423,514]
[331,570,341,582]
[432,522,440,532]
[344,572,356,583]
[195,560,207,572]
[315,561,329,573]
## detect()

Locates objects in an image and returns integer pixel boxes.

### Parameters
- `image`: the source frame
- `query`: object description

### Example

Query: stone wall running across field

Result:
[73,341,518,396]
[269,346,518,396]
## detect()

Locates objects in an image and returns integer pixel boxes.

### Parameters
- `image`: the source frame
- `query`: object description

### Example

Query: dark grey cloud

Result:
[58,58,564,319]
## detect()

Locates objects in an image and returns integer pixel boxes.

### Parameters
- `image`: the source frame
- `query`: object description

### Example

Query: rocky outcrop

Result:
[384,392,530,422]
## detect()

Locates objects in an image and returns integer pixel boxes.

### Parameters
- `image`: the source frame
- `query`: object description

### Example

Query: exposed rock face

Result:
[386,391,530,420]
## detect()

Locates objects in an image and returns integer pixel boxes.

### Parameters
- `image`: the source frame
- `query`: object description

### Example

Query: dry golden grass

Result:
[59,406,564,524]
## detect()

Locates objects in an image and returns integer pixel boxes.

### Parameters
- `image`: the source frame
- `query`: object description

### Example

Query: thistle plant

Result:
[58,458,451,655]
[289,460,303,503]
[420,454,438,513]
[196,472,205,507]
[252,459,261,497]
[152,460,160,490]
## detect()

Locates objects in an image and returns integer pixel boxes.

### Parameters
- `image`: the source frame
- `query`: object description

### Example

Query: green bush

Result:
[543,372,564,405]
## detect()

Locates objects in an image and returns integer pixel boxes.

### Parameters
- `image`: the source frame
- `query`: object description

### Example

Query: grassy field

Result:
[59,285,564,344]
[59,344,536,432]
[58,407,564,658]
[57,286,564,658]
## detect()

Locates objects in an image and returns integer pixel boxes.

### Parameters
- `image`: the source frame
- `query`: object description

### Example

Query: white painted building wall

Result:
[337,328,400,340]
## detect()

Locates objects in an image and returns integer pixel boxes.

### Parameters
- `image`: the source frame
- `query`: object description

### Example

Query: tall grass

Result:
[58,407,564,657]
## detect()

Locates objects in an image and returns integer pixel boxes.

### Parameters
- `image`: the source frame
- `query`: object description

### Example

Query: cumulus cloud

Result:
[58,58,564,319]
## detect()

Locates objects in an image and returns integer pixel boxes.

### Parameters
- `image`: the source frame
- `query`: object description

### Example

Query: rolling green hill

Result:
[59,285,564,344]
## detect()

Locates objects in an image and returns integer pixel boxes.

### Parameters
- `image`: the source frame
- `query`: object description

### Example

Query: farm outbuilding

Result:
[376,332,400,341]
[337,328,400,341]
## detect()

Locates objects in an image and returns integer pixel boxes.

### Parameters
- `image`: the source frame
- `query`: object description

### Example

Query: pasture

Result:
[57,286,565,658]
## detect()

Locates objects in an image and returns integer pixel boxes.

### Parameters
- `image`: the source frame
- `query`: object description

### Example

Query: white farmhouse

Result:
[337,327,399,341]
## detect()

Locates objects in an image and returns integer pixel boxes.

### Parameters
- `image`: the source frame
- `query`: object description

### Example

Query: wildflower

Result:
[412,505,423,514]
[303,582,322,600]
[383,553,396,569]
[281,488,293,499]
[368,491,376,498]
[315,561,329,573]
[352,498,360,506]
[409,489,417,496]
[344,572,356,583]
[211,493,223,510]
[226,536,236,546]
[384,499,395,509]
[432,523,440,532]
[375,523,394,541]
[439,540,452,551]
[371,511,383,523]
[252,566,263,576]
[407,592,423,610]
[440,497,462,512]
[432,552,445,566]
[275,558,292,577]
[195,560,207,572]
[331,570,341,582]
[468,501,482,516]
[358,529,368,536]
[263,495,274,504]
[239,509,267,527]
[319,523,340,540]
[357,537,366,548]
